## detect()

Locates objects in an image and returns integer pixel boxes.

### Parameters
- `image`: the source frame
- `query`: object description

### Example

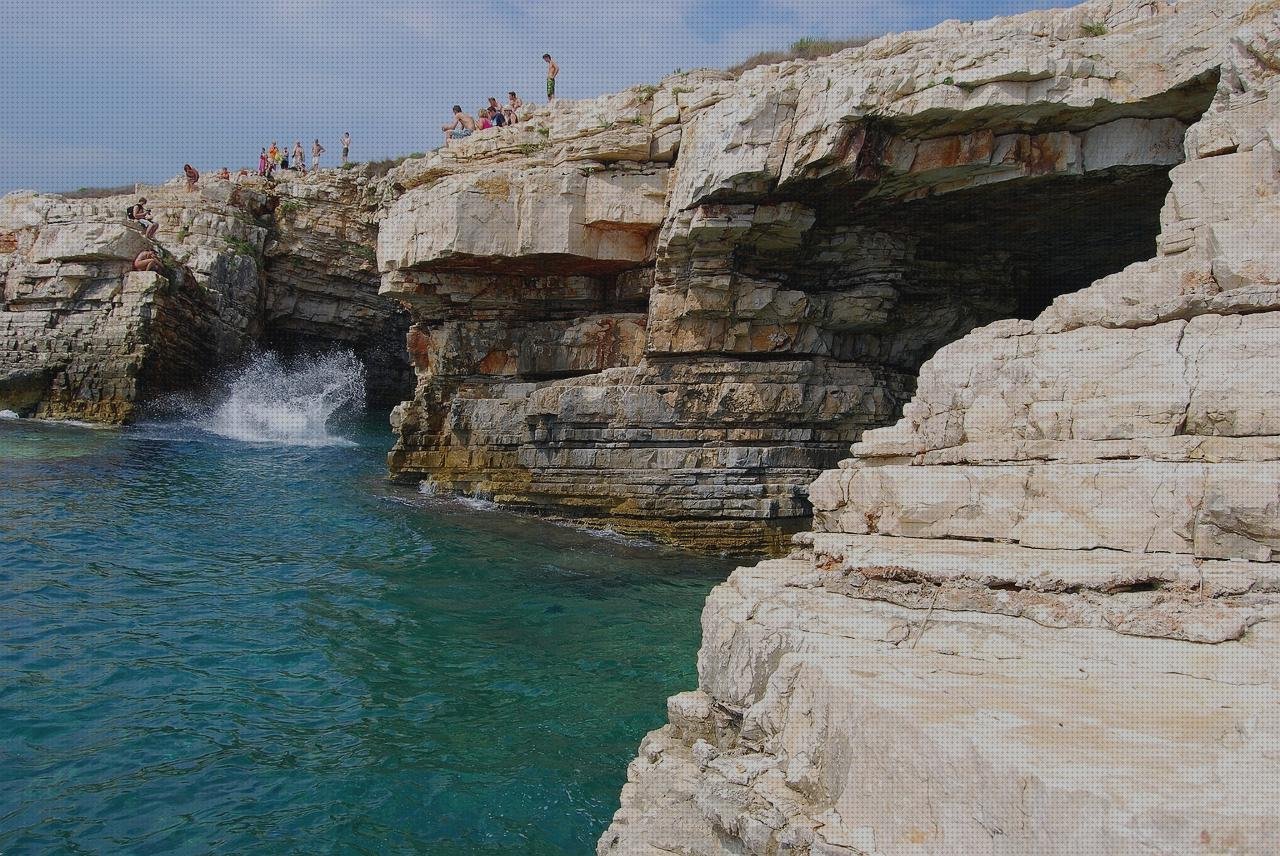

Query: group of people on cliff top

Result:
[442,54,558,143]
[256,133,351,177]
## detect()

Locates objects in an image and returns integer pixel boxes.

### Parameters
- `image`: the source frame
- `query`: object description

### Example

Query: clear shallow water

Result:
[0,416,731,854]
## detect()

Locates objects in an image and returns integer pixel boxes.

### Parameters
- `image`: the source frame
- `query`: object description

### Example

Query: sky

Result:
[1,0,1067,193]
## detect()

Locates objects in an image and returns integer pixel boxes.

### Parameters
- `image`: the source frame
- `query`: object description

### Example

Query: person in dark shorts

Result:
[487,98,506,127]
[341,131,351,164]
[543,54,559,101]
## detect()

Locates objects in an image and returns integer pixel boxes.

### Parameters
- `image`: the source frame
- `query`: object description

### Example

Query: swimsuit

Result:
[450,128,473,139]
[547,77,556,97]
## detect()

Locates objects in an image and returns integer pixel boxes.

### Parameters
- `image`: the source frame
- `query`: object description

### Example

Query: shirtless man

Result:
[131,198,159,239]
[341,131,351,164]
[183,163,200,191]
[441,105,477,143]
[132,248,164,274]
[311,139,326,171]
[543,54,559,102]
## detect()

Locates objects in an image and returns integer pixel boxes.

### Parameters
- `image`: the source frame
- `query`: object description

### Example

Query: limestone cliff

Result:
[265,168,412,406]
[0,170,409,419]
[378,0,1228,553]
[600,1,1280,853]
[4,0,1278,849]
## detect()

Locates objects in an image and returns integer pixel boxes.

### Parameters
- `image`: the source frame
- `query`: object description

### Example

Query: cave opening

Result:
[262,313,415,411]
[774,164,1181,380]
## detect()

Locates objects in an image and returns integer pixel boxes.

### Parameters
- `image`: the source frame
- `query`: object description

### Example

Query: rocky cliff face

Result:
[601,1,1280,853]
[0,169,409,419]
[379,0,1227,552]
[0,184,267,420]
[265,169,412,406]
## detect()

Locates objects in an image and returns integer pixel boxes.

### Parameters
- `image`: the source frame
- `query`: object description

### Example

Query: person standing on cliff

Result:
[183,163,200,191]
[543,54,559,102]
[341,131,351,164]
[293,141,306,175]
[312,138,326,171]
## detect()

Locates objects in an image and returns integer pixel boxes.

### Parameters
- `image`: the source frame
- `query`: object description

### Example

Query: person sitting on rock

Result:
[132,248,164,274]
[130,198,159,239]
[183,163,200,191]
[504,91,522,125]
[487,97,507,127]
[477,108,493,130]
[217,166,231,180]
[442,105,476,143]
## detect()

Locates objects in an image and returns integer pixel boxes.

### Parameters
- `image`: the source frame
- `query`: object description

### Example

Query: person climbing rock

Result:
[312,138,325,171]
[129,198,159,239]
[183,163,200,191]
[543,54,559,101]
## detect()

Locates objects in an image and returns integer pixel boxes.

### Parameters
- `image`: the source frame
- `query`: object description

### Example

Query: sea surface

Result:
[0,355,733,855]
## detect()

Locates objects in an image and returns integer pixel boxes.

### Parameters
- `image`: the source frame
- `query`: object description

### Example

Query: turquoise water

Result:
[0,415,730,854]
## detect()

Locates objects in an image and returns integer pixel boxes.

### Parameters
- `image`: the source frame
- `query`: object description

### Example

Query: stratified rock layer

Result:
[601,1,1280,853]
[0,186,266,420]
[265,168,412,405]
[380,0,1227,552]
[1,169,409,419]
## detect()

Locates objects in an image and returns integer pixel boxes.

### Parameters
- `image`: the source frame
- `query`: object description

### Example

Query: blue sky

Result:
[1,0,1065,193]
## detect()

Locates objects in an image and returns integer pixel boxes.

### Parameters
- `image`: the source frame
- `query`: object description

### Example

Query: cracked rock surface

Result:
[600,1,1280,852]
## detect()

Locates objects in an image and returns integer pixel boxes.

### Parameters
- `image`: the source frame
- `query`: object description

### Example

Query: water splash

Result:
[157,351,367,448]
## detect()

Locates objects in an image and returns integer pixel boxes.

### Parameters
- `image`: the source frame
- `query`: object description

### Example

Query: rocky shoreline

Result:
[4,0,1279,850]
[598,1,1280,852]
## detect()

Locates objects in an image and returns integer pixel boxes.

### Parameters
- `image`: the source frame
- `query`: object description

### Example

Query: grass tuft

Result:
[728,35,877,75]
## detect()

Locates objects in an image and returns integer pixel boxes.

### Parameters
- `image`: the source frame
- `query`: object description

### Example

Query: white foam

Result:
[155,351,366,448]
[0,410,18,420]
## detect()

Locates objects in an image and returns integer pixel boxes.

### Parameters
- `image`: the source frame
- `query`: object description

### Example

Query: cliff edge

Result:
[600,1,1280,853]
